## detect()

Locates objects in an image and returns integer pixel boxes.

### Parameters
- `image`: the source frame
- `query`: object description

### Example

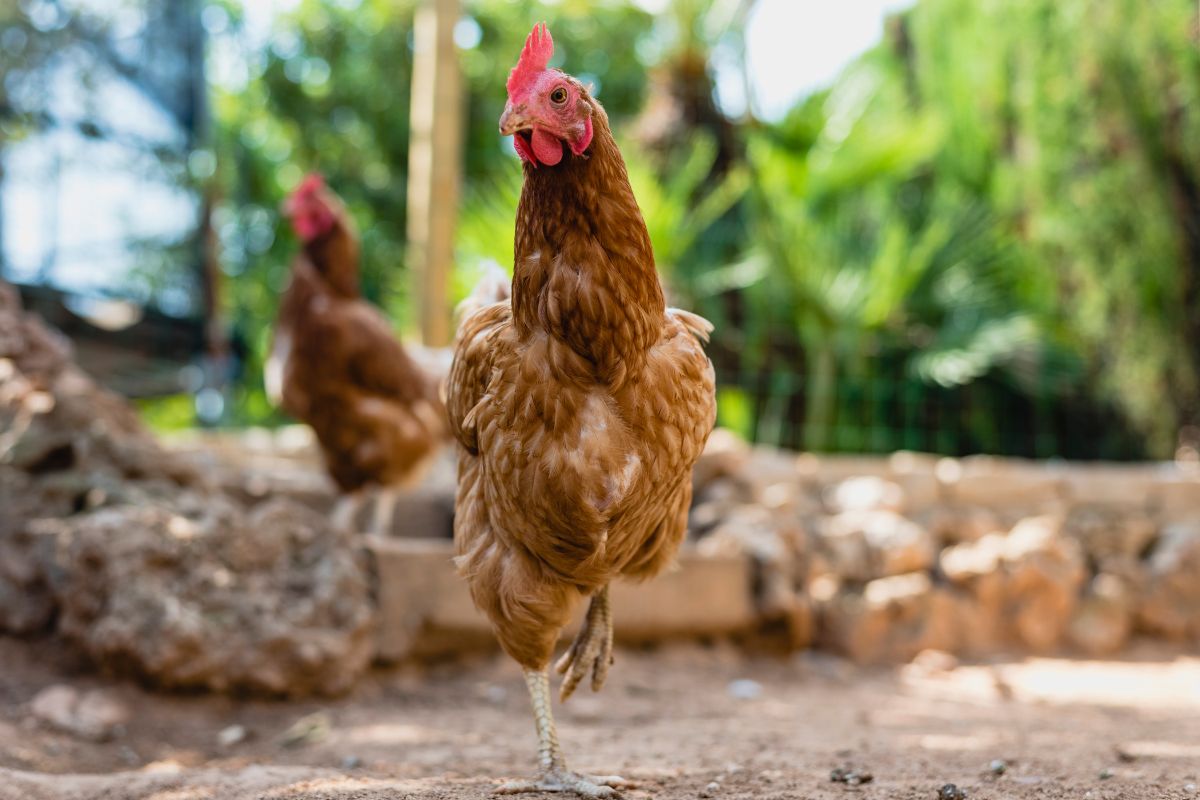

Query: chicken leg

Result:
[555,585,614,702]
[369,486,399,536]
[497,667,632,797]
[330,491,364,532]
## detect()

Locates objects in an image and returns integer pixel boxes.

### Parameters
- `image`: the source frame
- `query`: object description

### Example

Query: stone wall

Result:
[691,429,1200,662]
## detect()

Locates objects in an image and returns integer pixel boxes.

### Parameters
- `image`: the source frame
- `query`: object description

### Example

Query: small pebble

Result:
[938,784,967,800]
[279,711,331,748]
[699,780,720,797]
[341,754,362,770]
[1185,784,1197,795]
[217,724,247,748]
[726,679,762,700]
[1099,768,1114,780]
[988,759,1007,776]
[831,767,874,786]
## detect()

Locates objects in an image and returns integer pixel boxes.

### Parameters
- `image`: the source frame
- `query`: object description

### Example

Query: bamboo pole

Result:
[406,0,461,347]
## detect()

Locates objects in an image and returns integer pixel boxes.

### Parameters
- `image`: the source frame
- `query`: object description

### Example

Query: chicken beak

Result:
[499,104,531,136]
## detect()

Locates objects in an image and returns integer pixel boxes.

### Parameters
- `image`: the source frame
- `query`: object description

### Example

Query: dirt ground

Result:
[1,637,1197,800]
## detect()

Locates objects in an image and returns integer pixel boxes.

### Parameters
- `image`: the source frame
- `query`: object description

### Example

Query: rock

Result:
[691,428,751,495]
[279,711,332,747]
[0,283,201,637]
[49,496,376,696]
[218,724,248,748]
[1150,477,1200,524]
[887,451,943,515]
[0,468,64,633]
[1137,519,1200,640]
[697,502,813,649]
[944,457,1066,518]
[689,477,750,537]
[797,453,889,483]
[819,572,959,663]
[830,766,874,786]
[726,679,763,700]
[940,534,1005,583]
[31,685,129,741]
[700,506,795,605]
[1061,465,1160,507]
[910,649,959,673]
[742,445,812,508]
[822,510,936,581]
[1068,574,1134,655]
[923,504,1005,546]
[825,477,905,514]
[938,520,1086,653]
[1063,504,1158,566]
[1001,516,1087,651]
[0,282,71,383]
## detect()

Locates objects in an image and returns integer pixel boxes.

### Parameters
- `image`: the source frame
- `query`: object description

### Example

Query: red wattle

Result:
[513,134,537,165]
[531,127,563,166]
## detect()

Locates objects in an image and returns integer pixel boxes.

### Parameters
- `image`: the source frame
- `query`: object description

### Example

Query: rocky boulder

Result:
[697,504,813,649]
[818,572,958,663]
[1063,503,1158,568]
[824,476,906,514]
[1137,519,1200,641]
[1068,573,1135,655]
[820,510,936,582]
[1001,516,1088,650]
[39,495,375,696]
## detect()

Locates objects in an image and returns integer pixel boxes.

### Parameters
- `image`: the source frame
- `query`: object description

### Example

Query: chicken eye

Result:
[550,87,568,105]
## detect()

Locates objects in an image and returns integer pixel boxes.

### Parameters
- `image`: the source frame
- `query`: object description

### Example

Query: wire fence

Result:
[712,356,1146,461]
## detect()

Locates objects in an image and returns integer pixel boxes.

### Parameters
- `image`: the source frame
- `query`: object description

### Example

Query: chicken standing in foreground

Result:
[267,175,447,534]
[447,23,716,797]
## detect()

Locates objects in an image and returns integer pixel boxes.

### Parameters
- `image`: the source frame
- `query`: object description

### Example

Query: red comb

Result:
[506,22,554,96]
[294,172,325,197]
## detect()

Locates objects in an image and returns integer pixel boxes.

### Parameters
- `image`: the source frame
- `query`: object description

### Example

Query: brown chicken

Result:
[267,174,447,533]
[447,23,716,796]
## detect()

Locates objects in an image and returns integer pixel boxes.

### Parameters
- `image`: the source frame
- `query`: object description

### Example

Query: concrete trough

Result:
[367,537,757,662]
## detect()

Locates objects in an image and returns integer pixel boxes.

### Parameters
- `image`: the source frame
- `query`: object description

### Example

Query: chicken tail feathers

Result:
[668,307,714,344]
[455,263,512,332]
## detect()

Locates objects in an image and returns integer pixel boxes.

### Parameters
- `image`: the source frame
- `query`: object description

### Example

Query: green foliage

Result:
[208,0,655,424]
[167,0,1197,458]
[625,134,748,289]
[898,0,1200,454]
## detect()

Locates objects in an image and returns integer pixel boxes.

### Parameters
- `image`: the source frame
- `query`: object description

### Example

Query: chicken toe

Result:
[555,585,613,701]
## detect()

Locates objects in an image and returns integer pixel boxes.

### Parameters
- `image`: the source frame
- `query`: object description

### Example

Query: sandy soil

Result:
[1,637,1198,800]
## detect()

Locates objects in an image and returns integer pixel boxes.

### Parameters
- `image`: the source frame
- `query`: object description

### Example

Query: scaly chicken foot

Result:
[369,486,399,536]
[555,585,613,702]
[498,667,632,798]
[330,491,364,532]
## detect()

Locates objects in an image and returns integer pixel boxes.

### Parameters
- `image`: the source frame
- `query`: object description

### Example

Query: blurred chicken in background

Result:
[266,174,447,534]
